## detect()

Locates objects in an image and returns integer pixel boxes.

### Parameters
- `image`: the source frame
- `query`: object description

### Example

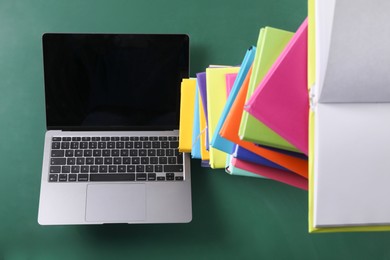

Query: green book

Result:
[239,27,299,153]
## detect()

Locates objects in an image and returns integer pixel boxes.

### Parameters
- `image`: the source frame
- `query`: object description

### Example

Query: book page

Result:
[319,0,390,103]
[314,103,390,227]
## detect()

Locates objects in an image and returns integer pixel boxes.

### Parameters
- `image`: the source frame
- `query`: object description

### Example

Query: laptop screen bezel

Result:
[42,33,189,131]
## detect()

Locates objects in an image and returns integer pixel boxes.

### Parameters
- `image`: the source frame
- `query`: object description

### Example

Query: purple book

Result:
[196,72,209,150]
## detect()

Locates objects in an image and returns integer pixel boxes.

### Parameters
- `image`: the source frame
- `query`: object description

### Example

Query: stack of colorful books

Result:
[178,0,390,233]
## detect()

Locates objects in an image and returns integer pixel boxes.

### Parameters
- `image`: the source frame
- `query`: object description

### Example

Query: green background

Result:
[1,0,389,259]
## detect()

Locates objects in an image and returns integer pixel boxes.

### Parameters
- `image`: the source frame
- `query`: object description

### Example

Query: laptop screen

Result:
[43,34,189,131]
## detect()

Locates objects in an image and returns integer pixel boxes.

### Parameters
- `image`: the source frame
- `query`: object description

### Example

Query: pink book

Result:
[225,73,238,98]
[245,19,309,155]
[231,157,308,190]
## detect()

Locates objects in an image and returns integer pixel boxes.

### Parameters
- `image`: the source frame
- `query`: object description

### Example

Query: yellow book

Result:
[206,67,240,169]
[178,79,196,153]
[198,89,210,161]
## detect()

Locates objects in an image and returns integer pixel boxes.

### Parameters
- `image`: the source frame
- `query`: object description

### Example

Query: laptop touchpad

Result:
[86,184,146,223]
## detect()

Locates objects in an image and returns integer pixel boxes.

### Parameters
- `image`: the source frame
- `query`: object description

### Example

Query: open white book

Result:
[313,0,390,228]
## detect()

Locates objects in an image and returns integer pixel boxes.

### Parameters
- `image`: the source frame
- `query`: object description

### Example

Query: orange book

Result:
[220,67,308,178]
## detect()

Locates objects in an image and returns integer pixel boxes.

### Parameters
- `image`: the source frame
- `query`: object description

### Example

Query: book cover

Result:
[239,27,299,153]
[206,67,240,168]
[210,47,255,155]
[245,19,309,155]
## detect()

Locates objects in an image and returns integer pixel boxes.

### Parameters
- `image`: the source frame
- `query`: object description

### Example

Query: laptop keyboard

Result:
[48,136,184,183]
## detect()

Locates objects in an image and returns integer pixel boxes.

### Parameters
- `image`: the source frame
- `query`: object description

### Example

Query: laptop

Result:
[38,33,192,225]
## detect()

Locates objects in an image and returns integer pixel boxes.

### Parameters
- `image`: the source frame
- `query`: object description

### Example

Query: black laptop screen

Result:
[43,34,189,131]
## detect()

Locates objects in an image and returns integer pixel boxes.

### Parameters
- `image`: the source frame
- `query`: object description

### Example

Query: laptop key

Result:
[93,150,102,157]
[104,158,113,164]
[51,150,64,157]
[67,158,75,165]
[62,166,70,173]
[90,174,135,182]
[95,157,103,164]
[148,173,156,181]
[123,157,131,164]
[146,165,153,172]
[168,157,176,164]
[157,176,165,181]
[139,149,147,156]
[136,165,145,172]
[78,174,89,182]
[116,142,124,148]
[141,157,149,164]
[65,150,74,157]
[81,166,89,173]
[170,141,179,148]
[166,149,174,156]
[76,158,85,165]
[136,173,147,181]
[155,165,163,172]
[52,142,61,149]
[175,176,184,181]
[159,157,167,164]
[68,174,77,182]
[90,166,98,173]
[59,174,67,182]
[50,166,61,173]
[71,166,80,173]
[177,154,183,164]
[52,137,61,141]
[75,150,83,157]
[166,173,174,181]
[164,165,183,172]
[51,158,66,165]
[99,165,108,173]
[49,174,58,182]
[86,158,94,165]
[113,157,121,164]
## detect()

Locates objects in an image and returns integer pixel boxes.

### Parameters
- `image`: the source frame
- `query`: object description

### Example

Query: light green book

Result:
[239,27,299,153]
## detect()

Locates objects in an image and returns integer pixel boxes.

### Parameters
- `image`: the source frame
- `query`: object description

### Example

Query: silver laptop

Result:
[38,33,192,225]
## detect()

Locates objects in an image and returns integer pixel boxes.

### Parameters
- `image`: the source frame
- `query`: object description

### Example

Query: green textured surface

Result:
[1,0,390,259]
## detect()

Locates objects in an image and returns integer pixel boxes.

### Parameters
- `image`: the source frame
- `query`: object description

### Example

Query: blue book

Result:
[233,145,289,171]
[210,47,256,154]
[191,85,201,159]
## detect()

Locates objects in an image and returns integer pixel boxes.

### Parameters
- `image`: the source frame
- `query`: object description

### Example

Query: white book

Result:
[313,0,390,228]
